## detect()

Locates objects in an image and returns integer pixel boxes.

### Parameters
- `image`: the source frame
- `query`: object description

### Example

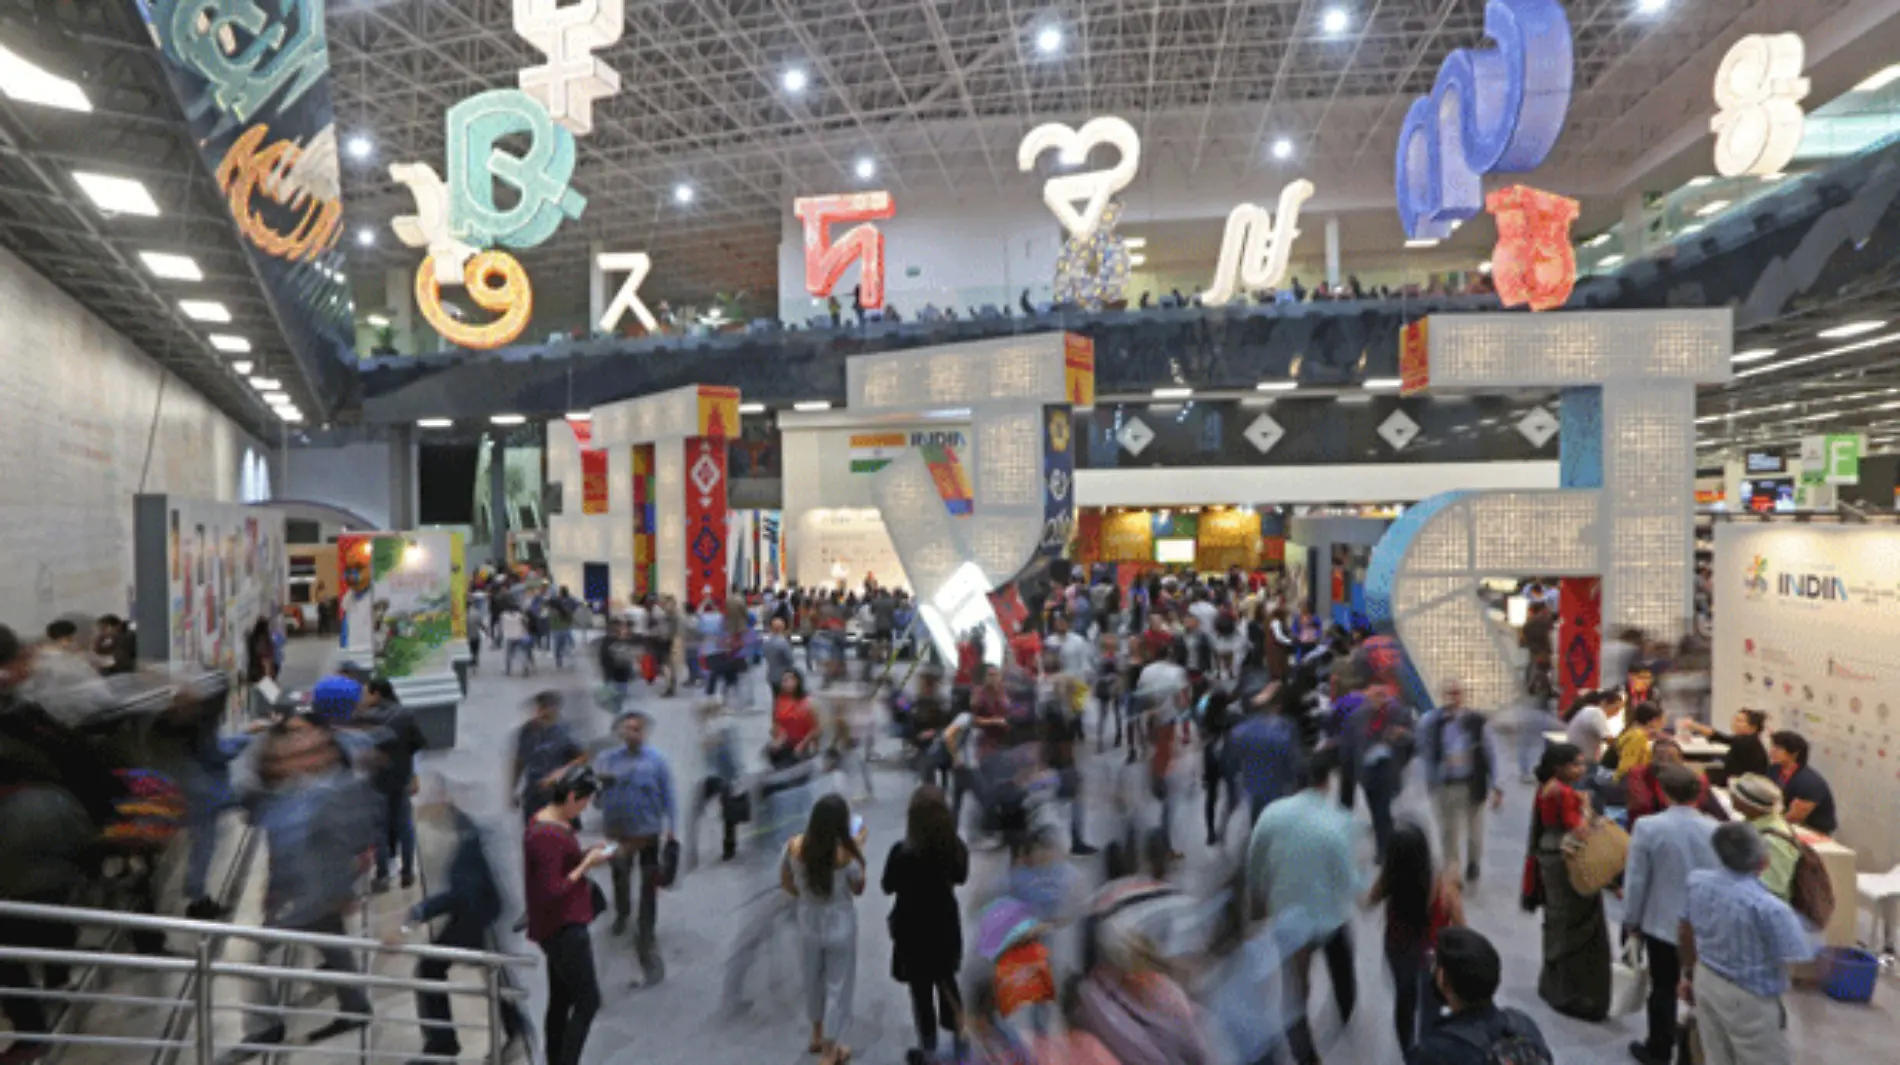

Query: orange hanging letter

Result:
[793,192,894,308]
[1485,185,1579,313]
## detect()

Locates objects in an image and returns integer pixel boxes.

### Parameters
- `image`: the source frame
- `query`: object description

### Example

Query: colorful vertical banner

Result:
[568,418,608,515]
[1075,510,1103,565]
[449,533,467,639]
[921,444,975,517]
[1400,320,1431,395]
[1259,535,1287,567]
[683,436,729,609]
[1033,405,1077,569]
[632,444,655,600]
[1064,333,1096,407]
[1558,577,1601,710]
[375,532,457,679]
[338,533,376,653]
[696,385,741,438]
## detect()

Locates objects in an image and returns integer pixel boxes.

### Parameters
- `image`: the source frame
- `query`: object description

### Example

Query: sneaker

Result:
[303,1018,368,1045]
[400,872,416,890]
[1070,842,1100,857]
[370,877,392,895]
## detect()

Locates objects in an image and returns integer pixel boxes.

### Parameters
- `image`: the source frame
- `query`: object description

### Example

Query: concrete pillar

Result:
[1722,454,1746,512]
[386,425,417,529]
[1325,216,1342,289]
[1622,193,1647,259]
[588,240,606,338]
[488,434,510,566]
[384,267,414,355]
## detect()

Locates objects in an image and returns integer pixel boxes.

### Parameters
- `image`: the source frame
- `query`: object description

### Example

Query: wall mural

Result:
[141,0,353,357]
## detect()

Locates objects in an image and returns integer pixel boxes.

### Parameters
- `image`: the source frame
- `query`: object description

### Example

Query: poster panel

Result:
[373,532,457,678]
[1713,523,1899,871]
[159,498,286,675]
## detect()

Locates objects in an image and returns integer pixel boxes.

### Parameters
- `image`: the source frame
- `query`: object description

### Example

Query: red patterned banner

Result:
[1559,577,1601,711]
[1075,510,1102,565]
[683,436,729,609]
[568,419,607,516]
[632,444,655,600]
[1400,320,1430,395]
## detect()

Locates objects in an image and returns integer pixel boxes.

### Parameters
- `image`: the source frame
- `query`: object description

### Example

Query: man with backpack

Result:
[1417,680,1503,883]
[1409,928,1551,1065]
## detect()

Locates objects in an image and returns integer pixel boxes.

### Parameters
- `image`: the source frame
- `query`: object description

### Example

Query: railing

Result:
[0,900,535,1065]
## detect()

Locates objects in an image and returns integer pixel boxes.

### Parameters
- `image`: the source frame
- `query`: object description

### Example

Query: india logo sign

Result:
[1394,0,1573,241]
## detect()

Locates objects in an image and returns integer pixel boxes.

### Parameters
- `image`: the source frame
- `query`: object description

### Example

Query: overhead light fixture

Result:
[0,43,90,112]
[1477,260,1493,274]
[1732,347,1778,363]
[208,334,251,353]
[1320,7,1350,35]
[1035,26,1063,55]
[366,313,390,327]
[1404,238,1439,249]
[417,418,453,428]
[793,400,832,412]
[673,182,694,204]
[782,67,808,94]
[1271,137,1295,161]
[262,391,290,405]
[355,227,376,247]
[1128,253,1147,266]
[1124,237,1147,249]
[1736,330,1900,378]
[1598,254,1626,268]
[1680,224,1705,236]
[565,411,591,421]
[1637,0,1668,15]
[1855,64,1900,93]
[1363,378,1402,391]
[854,157,875,180]
[1152,387,1194,400]
[1760,172,1787,182]
[738,402,766,414]
[345,133,373,160]
[73,171,160,216]
[248,376,281,390]
[1255,381,1298,392]
[1687,175,1715,188]
[1694,199,1731,217]
[276,407,303,422]
[1818,320,1886,339]
[490,414,527,425]
[180,299,231,322]
[231,360,254,375]
[139,251,202,281]
[1585,233,1613,248]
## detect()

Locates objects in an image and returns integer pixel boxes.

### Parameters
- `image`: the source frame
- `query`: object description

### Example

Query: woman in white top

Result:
[781,793,868,1065]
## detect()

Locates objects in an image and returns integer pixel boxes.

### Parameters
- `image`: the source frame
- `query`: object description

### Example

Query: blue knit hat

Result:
[309,676,363,726]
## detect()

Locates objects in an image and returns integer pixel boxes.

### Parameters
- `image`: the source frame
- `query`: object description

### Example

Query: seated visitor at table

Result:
[1563,691,1612,764]
[1624,738,1728,829]
[1611,701,1664,782]
[1725,774,1799,902]
[1678,708,1770,785]
[1767,730,1837,836]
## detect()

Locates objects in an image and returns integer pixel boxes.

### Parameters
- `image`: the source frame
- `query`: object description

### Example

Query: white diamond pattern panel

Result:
[849,336,1069,412]
[975,409,1041,508]
[1118,417,1155,456]
[1601,382,1696,638]
[1378,409,1420,451]
[1516,407,1559,448]
[1421,311,1732,389]
[1244,413,1285,454]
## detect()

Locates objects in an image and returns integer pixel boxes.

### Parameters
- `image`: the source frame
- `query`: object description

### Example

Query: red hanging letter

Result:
[1486,185,1579,313]
[794,191,895,308]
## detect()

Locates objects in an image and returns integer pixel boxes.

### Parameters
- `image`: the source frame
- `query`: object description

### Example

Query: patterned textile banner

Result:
[696,385,741,438]
[1075,510,1103,565]
[1100,511,1153,563]
[568,419,608,515]
[1064,333,1096,407]
[1559,577,1602,711]
[1196,510,1261,572]
[632,444,655,600]
[1400,319,1430,396]
[1028,405,1077,575]
[1259,535,1287,567]
[449,533,467,639]
[683,436,729,609]
[920,443,974,516]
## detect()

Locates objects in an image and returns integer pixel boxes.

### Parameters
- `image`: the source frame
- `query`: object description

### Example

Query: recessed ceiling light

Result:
[1255,381,1298,392]
[139,251,202,281]
[1636,0,1668,15]
[249,376,281,390]
[1732,347,1778,363]
[1271,137,1294,161]
[231,360,254,375]
[366,313,390,327]
[276,407,303,422]
[1035,26,1063,55]
[782,68,808,94]
[738,402,767,414]
[73,171,160,216]
[1694,200,1731,217]
[0,43,90,112]
[793,400,832,412]
[1585,233,1613,248]
[854,157,875,180]
[345,134,373,160]
[1680,224,1705,236]
[262,391,290,405]
[1153,387,1194,400]
[1404,238,1439,249]
[179,299,231,322]
[673,182,694,204]
[490,414,526,425]
[1321,7,1350,35]
[417,418,453,428]
[208,334,250,353]
[1124,237,1147,249]
[355,227,376,247]
[1363,378,1402,391]
[1855,64,1900,93]
[1818,320,1886,339]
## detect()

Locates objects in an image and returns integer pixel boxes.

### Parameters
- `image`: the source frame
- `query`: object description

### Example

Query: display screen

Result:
[1154,538,1196,564]
[1745,450,1784,474]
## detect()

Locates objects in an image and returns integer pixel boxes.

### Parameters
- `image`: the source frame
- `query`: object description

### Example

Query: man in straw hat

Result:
[1726,775,1798,903]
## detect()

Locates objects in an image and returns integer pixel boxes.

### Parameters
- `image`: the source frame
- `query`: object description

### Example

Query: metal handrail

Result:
[0,899,535,1065]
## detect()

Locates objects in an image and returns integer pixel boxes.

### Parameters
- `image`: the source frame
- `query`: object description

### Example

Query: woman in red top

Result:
[1367,821,1464,1054]
[1624,738,1729,828]
[523,767,608,1065]
[1523,742,1611,1022]
[771,669,820,766]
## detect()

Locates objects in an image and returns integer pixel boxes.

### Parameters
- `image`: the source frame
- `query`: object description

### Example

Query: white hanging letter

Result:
[1017,116,1141,240]
[597,252,657,334]
[1711,33,1808,178]
[514,0,625,136]
[389,162,477,285]
[1201,180,1315,306]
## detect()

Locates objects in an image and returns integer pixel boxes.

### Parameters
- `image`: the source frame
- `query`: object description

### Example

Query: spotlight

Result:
[1271,137,1294,161]
[674,183,694,205]
[1036,26,1063,56]
[355,227,376,247]
[345,134,373,160]
[782,68,808,94]
[854,157,875,180]
[1321,7,1350,35]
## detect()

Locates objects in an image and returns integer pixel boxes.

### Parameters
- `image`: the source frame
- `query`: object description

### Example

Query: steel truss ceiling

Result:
[332,0,1843,307]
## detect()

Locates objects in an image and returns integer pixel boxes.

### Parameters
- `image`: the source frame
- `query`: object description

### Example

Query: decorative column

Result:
[1325,215,1342,289]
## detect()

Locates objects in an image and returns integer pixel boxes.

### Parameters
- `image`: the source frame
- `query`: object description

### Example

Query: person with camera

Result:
[524,765,609,1065]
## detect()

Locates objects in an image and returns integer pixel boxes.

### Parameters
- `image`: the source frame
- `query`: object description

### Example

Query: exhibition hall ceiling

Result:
[331,0,1858,307]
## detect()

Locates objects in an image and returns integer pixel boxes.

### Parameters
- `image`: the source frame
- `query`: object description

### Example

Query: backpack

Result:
[1761,827,1837,927]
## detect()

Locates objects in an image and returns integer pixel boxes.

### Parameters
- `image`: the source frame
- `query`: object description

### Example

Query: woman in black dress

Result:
[881,785,969,1065]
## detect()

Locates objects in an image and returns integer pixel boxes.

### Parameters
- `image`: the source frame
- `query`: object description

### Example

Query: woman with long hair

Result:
[881,785,970,1065]
[781,794,867,1065]
[770,669,819,767]
[1366,820,1463,1053]
[1522,742,1611,1020]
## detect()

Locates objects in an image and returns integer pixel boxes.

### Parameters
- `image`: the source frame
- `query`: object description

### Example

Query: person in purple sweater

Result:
[524,766,607,1065]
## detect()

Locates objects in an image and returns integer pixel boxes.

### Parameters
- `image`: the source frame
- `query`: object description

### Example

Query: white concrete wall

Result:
[0,245,267,630]
[1075,462,1561,507]
[283,441,396,529]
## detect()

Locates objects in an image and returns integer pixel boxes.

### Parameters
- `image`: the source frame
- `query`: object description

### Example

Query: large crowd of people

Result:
[0,562,1847,1065]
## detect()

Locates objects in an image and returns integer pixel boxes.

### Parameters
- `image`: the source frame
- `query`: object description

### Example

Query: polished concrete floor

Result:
[304,638,1900,1064]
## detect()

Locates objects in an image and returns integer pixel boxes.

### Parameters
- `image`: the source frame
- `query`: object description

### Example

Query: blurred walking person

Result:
[592,711,676,986]
[524,767,609,1065]
[881,786,969,1065]
[781,795,867,1065]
